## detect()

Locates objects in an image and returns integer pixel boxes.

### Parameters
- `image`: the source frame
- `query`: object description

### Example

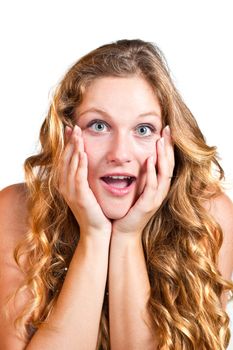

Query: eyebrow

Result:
[76,107,161,120]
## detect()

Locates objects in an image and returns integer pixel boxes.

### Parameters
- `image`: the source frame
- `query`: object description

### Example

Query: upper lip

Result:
[100,173,137,178]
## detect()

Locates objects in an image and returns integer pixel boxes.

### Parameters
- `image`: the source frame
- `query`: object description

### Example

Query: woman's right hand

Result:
[57,125,112,239]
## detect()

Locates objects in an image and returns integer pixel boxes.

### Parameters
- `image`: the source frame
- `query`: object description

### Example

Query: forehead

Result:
[76,75,162,121]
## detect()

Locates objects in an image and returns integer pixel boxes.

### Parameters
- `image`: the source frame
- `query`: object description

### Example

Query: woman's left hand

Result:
[112,125,175,239]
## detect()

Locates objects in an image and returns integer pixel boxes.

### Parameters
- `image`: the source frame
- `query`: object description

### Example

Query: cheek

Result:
[136,138,159,163]
[83,136,101,160]
[82,136,106,181]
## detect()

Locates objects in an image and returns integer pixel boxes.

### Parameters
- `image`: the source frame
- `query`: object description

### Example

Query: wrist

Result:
[111,231,142,245]
[75,235,110,262]
[79,229,111,246]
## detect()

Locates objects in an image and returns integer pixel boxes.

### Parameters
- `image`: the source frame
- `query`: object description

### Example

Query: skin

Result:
[0,76,232,349]
[58,75,175,239]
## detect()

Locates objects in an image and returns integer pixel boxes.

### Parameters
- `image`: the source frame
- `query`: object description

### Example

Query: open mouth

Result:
[100,176,136,189]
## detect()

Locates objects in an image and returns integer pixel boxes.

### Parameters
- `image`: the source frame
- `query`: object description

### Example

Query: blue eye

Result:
[88,120,108,132]
[87,119,156,137]
[136,124,155,137]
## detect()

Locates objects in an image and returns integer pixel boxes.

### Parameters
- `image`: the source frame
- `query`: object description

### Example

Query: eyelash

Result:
[86,119,156,137]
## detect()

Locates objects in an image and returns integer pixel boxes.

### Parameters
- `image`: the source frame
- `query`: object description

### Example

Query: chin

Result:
[102,206,130,220]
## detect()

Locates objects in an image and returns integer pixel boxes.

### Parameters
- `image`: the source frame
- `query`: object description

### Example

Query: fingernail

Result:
[74,124,82,135]
[164,125,170,136]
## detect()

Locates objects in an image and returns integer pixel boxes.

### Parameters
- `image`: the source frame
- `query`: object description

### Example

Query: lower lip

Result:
[100,179,136,196]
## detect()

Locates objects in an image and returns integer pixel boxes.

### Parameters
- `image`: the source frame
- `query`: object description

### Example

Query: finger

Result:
[75,125,85,153]
[75,150,89,198]
[137,155,158,209]
[59,127,77,190]
[134,136,158,209]
[157,137,167,173]
[146,155,158,191]
[156,137,171,193]
[162,125,175,170]
[73,125,87,192]
[64,125,73,145]
[147,136,158,187]
[67,134,80,193]
[58,144,75,191]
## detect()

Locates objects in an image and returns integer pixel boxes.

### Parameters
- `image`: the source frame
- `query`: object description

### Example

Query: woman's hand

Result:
[57,125,112,239]
[112,125,174,239]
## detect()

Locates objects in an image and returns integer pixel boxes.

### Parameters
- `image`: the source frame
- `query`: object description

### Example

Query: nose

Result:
[106,132,133,164]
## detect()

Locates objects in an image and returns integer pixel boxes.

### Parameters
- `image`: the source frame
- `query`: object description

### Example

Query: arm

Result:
[0,184,111,350]
[109,234,158,350]
[28,125,112,349]
[0,126,112,349]
[204,192,233,310]
[108,126,174,349]
[27,234,110,350]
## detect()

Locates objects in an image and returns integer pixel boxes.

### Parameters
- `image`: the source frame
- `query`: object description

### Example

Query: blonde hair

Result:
[10,39,233,349]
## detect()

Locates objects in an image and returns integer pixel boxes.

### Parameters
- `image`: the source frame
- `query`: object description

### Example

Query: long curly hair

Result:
[10,39,233,349]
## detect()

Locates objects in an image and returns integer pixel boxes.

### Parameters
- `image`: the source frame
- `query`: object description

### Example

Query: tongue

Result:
[102,178,129,188]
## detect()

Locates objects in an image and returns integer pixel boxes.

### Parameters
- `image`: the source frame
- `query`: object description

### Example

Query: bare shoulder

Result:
[0,182,29,217]
[206,192,233,262]
[0,182,29,247]
[205,191,233,229]
[0,183,30,349]
[204,192,233,308]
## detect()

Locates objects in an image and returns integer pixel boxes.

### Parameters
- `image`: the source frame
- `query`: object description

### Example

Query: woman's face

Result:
[75,75,162,219]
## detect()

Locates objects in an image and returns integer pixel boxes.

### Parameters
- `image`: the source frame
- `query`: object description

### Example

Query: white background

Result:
[0,0,232,347]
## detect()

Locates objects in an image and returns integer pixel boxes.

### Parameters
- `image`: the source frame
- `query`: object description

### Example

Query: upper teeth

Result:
[107,176,132,179]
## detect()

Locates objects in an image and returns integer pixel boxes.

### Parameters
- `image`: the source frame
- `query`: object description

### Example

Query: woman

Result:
[0,39,232,350]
